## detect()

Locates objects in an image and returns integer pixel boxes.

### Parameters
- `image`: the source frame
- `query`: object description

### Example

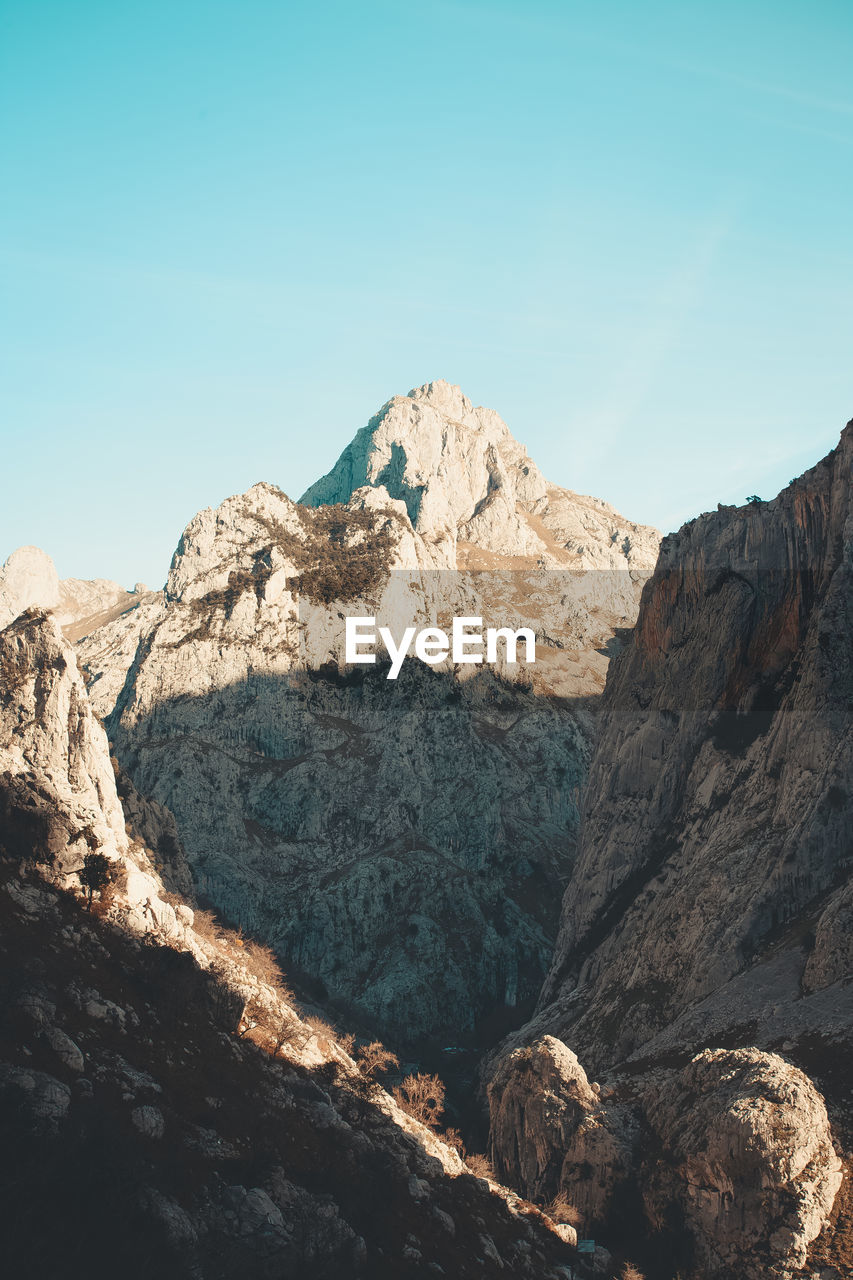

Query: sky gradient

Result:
[2,0,852,586]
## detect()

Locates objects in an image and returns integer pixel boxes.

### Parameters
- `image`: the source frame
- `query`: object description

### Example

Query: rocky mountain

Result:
[5,385,852,1277]
[485,421,853,1277]
[0,609,584,1279]
[76,382,658,1045]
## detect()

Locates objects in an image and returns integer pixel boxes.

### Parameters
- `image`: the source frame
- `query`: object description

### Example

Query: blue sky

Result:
[2,0,852,586]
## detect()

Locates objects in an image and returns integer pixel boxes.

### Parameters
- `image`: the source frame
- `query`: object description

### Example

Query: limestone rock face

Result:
[0,543,143,643]
[486,1036,842,1278]
[85,386,658,1043]
[487,1035,598,1200]
[102,483,591,1037]
[0,609,129,867]
[55,576,135,635]
[77,594,167,717]
[643,1049,843,1276]
[0,609,190,937]
[0,546,60,629]
[0,624,589,1280]
[530,420,853,1070]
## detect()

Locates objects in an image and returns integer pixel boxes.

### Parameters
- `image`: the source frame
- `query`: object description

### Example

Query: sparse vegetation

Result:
[442,1127,465,1157]
[290,509,400,605]
[392,1071,446,1131]
[465,1153,494,1179]
[269,1015,309,1058]
[304,1013,337,1051]
[92,862,128,919]
[242,938,295,1001]
[546,1191,583,1227]
[79,851,115,910]
[356,1040,400,1080]
[191,908,221,943]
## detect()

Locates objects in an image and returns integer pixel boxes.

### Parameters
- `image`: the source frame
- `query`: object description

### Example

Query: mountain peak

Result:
[406,379,475,422]
[300,383,660,570]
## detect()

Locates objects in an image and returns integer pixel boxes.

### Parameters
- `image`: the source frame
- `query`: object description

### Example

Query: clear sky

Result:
[2,0,852,586]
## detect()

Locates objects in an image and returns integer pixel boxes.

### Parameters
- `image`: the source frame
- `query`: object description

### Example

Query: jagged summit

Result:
[301,381,660,571]
[406,378,478,421]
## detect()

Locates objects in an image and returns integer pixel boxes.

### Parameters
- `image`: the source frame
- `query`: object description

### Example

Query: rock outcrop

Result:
[487,1036,601,1201]
[487,1037,843,1278]
[0,608,191,937]
[643,1048,843,1276]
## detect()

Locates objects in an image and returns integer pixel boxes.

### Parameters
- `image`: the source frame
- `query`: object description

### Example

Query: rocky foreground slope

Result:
[69,381,658,1044]
[486,421,853,1277]
[0,609,584,1279]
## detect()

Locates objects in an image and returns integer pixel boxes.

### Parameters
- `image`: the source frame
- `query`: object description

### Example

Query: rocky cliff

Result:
[80,383,658,1044]
[486,420,853,1276]
[533,419,853,1065]
[0,610,584,1280]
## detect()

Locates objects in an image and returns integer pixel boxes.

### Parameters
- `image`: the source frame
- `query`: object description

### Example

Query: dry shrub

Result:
[92,863,128,919]
[443,1127,466,1157]
[242,939,294,1000]
[192,908,221,943]
[305,1013,335,1037]
[343,1065,381,1111]
[270,1016,310,1058]
[304,1014,337,1052]
[337,1032,355,1056]
[516,1199,549,1226]
[356,1040,399,1080]
[465,1153,494,1179]
[546,1192,582,1228]
[621,1266,645,1280]
[392,1072,445,1131]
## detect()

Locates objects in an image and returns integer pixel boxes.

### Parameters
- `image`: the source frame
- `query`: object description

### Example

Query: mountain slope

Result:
[0,609,582,1280]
